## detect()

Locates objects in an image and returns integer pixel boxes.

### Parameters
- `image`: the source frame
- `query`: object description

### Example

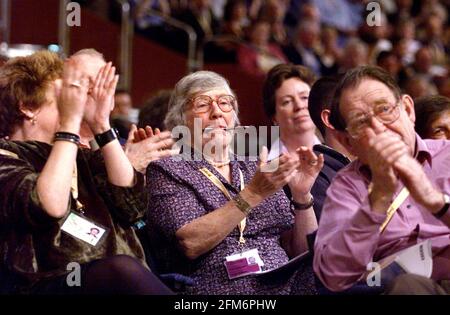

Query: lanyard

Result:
[199,167,246,245]
[379,187,410,233]
[71,163,85,214]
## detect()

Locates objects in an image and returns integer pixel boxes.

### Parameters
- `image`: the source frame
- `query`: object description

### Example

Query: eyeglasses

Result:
[189,94,236,114]
[346,102,401,138]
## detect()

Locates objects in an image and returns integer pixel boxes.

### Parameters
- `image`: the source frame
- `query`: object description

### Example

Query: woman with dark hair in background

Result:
[415,95,450,140]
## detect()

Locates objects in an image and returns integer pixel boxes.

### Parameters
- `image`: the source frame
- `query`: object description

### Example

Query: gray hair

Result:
[71,48,105,61]
[164,71,239,130]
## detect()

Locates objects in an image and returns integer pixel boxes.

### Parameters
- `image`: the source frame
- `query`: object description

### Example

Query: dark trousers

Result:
[26,255,173,295]
[385,274,450,295]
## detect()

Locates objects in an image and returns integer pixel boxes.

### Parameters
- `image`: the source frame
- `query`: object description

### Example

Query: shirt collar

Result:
[415,134,432,166]
[268,138,288,161]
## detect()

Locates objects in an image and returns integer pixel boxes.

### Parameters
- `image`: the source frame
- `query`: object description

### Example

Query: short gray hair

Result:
[71,48,105,61]
[164,71,239,130]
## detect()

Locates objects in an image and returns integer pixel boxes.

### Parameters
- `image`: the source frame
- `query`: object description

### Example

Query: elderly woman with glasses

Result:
[146,71,324,295]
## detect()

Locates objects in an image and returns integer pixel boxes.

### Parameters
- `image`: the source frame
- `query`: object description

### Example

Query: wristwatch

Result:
[233,193,252,216]
[94,128,118,148]
[291,195,314,211]
[434,193,450,219]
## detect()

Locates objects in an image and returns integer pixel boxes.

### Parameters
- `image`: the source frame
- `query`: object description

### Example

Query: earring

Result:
[31,116,37,125]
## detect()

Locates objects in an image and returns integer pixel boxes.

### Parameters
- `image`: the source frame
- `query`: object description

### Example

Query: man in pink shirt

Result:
[313,66,450,294]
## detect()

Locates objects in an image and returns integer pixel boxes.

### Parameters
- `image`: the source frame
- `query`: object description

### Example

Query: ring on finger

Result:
[69,81,82,88]
[308,160,318,166]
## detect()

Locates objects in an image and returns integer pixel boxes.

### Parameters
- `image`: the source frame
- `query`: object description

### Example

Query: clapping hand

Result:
[132,125,162,143]
[84,62,119,134]
[124,124,177,173]
[246,147,300,200]
[288,146,324,197]
[57,57,89,132]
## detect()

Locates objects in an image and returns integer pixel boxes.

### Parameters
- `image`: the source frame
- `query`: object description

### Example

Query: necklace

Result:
[205,157,230,168]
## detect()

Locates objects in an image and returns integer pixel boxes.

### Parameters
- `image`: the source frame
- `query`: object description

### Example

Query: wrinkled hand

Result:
[124,124,177,173]
[365,129,407,196]
[393,150,444,211]
[84,62,119,134]
[246,146,299,200]
[288,146,324,197]
[364,129,443,213]
[57,57,89,130]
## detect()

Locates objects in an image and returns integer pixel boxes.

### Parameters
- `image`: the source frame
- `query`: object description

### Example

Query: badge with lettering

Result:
[224,248,264,279]
[61,212,107,246]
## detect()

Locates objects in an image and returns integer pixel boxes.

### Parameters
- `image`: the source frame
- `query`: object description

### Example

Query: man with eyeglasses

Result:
[313,66,450,294]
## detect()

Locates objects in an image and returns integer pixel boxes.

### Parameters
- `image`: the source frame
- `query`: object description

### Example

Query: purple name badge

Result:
[225,257,261,279]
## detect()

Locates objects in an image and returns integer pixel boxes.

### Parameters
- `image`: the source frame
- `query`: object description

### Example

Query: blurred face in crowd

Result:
[426,15,443,38]
[414,48,432,73]
[231,2,246,21]
[339,78,416,164]
[398,21,415,40]
[322,27,338,49]
[301,3,320,21]
[266,0,287,22]
[192,0,210,11]
[426,110,450,140]
[343,43,368,69]
[185,88,237,150]
[405,78,430,100]
[273,77,315,139]
[373,20,389,39]
[393,39,408,60]
[378,54,401,77]
[113,92,132,117]
[298,24,319,48]
[397,0,412,10]
[249,22,271,47]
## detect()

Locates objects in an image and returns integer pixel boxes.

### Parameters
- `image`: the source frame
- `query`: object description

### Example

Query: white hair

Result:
[164,71,239,130]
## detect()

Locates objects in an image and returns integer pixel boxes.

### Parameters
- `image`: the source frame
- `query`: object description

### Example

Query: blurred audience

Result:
[282,20,326,76]
[237,20,287,76]
[138,89,173,130]
[111,89,133,139]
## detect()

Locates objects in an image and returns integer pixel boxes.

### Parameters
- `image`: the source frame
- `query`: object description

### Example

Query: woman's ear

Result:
[19,102,39,124]
[18,102,36,119]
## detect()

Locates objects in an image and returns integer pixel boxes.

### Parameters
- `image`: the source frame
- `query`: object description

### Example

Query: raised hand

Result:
[124,124,177,173]
[288,146,324,198]
[365,129,405,196]
[393,150,444,212]
[132,125,161,143]
[84,62,119,134]
[57,57,89,132]
[246,146,299,200]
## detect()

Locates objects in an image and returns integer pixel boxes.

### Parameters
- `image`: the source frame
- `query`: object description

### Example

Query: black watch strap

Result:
[291,195,314,211]
[94,128,118,148]
[434,194,450,219]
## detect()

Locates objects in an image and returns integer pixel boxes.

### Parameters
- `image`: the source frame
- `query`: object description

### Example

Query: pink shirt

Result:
[313,136,450,291]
